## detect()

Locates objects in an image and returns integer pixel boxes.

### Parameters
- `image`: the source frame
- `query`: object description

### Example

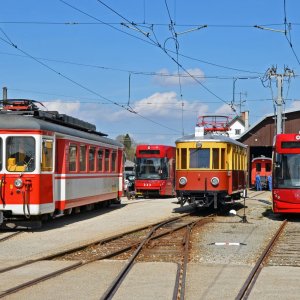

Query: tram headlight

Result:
[211,177,219,186]
[179,176,187,186]
[14,178,23,188]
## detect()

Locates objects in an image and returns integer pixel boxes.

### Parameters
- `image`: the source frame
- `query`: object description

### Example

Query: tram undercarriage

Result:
[177,190,241,209]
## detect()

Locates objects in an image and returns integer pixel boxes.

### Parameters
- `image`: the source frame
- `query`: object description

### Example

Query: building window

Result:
[235,129,241,135]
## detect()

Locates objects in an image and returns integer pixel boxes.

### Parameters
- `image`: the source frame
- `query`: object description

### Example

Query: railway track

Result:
[235,219,288,300]
[0,231,22,242]
[0,213,214,298]
[100,214,214,300]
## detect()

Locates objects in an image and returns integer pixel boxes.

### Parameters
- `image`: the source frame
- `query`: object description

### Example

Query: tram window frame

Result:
[69,144,77,172]
[6,136,36,172]
[97,148,104,172]
[221,148,225,169]
[212,148,219,169]
[111,150,117,172]
[79,145,87,172]
[181,148,187,169]
[89,146,96,172]
[256,163,261,172]
[41,138,53,172]
[189,148,210,169]
[104,149,110,172]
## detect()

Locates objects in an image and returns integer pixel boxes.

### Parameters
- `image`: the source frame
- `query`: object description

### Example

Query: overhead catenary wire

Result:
[0,28,181,134]
[94,0,237,115]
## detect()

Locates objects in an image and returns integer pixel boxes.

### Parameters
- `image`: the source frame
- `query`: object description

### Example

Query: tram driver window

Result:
[6,136,35,172]
[189,148,210,168]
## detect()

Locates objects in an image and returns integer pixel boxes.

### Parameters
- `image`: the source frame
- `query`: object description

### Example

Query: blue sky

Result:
[1,0,300,145]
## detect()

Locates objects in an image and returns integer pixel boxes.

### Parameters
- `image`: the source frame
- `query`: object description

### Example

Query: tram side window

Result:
[212,148,219,169]
[104,149,110,172]
[6,136,35,172]
[97,149,103,171]
[80,145,86,171]
[111,150,117,172]
[190,148,210,169]
[41,139,53,172]
[181,148,187,169]
[69,145,77,172]
[256,163,261,172]
[89,147,95,171]
[221,148,225,169]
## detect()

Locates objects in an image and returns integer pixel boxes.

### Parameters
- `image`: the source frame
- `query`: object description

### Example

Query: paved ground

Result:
[0,197,192,261]
[1,191,299,299]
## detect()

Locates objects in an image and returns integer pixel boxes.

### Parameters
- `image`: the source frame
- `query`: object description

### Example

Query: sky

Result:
[0,0,300,145]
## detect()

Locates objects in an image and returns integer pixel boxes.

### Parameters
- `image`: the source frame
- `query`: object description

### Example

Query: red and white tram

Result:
[134,144,176,197]
[0,99,124,224]
[272,133,300,213]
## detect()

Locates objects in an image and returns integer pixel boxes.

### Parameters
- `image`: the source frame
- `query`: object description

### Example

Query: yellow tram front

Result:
[175,134,247,209]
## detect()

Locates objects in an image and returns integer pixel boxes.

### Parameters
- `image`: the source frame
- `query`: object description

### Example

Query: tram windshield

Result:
[274,153,300,188]
[6,136,36,172]
[135,158,169,180]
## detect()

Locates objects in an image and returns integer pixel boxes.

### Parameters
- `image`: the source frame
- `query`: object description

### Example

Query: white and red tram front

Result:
[0,112,123,223]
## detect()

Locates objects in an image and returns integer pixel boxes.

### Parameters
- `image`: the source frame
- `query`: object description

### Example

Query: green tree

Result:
[116,134,136,161]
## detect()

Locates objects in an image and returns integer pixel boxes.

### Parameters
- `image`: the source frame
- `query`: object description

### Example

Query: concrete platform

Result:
[4,261,178,300]
[248,266,300,300]
[185,263,252,300]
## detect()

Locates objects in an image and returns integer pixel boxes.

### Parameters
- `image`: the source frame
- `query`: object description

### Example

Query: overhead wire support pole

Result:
[267,66,294,135]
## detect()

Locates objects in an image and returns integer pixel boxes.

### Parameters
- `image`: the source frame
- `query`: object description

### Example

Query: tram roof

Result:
[175,133,247,148]
[0,114,123,148]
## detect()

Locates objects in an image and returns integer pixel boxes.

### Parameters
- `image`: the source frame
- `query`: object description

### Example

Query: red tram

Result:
[272,133,300,213]
[0,99,124,225]
[176,116,247,209]
[251,156,272,189]
[134,144,176,197]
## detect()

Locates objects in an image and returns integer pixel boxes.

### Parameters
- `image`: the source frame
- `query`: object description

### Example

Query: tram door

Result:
[40,137,55,210]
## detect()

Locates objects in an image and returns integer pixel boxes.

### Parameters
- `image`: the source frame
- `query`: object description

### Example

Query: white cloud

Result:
[110,91,209,120]
[215,103,235,115]
[288,100,300,110]
[154,68,205,86]
[43,100,81,115]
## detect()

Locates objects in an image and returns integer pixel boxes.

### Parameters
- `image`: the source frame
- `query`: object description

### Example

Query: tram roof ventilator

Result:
[0,99,107,136]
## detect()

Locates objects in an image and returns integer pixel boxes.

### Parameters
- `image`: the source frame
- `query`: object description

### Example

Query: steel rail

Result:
[0,213,192,274]
[0,231,22,242]
[235,219,287,300]
[100,215,214,300]
[0,214,201,297]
